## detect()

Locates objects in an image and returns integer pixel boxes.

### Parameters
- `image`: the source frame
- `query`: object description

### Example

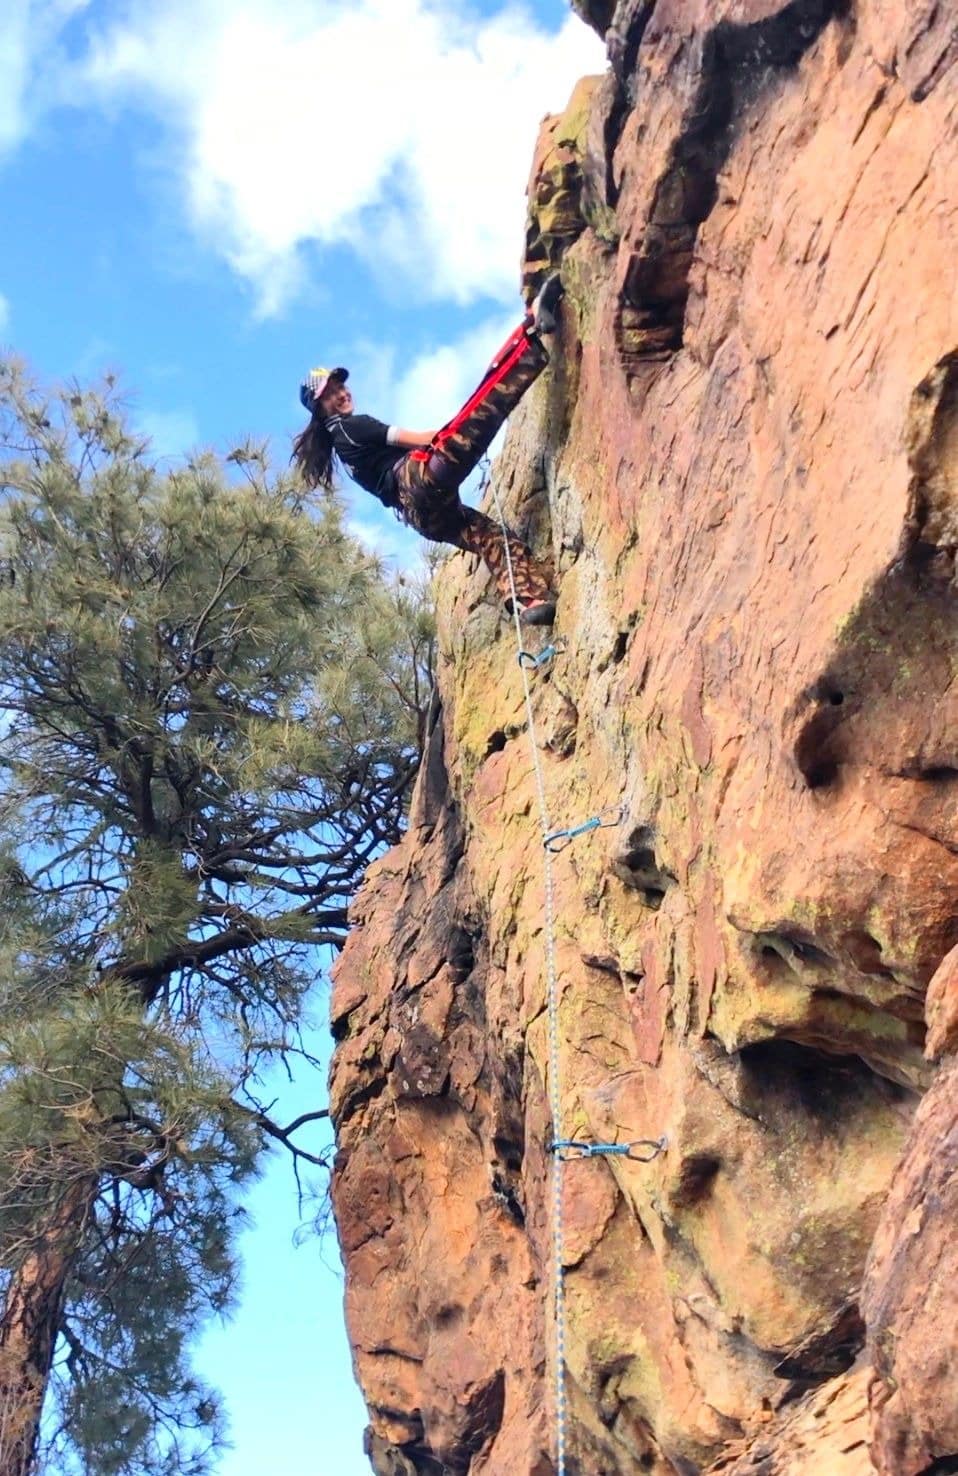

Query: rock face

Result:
[330,2,958,1472]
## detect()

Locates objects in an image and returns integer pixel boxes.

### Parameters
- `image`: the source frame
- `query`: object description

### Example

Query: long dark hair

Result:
[291,412,335,490]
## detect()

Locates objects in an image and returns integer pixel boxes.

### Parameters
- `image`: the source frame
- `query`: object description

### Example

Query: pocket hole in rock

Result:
[802,756,840,791]
[330,1011,351,1043]
[612,826,677,909]
[844,929,895,979]
[738,1039,910,1121]
[492,1134,523,1172]
[448,927,477,981]
[490,1169,525,1227]
[772,1301,865,1382]
[485,730,507,757]
[755,930,834,973]
[670,1152,721,1209]
[793,705,844,791]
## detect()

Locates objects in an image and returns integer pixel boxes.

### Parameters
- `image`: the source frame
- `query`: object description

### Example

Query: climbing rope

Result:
[487,470,570,1474]
[486,466,665,1476]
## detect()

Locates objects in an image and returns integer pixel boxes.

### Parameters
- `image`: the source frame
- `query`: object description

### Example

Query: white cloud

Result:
[137,405,200,459]
[391,310,519,430]
[0,1,89,154]
[345,507,423,571]
[74,0,605,313]
[0,3,32,152]
[338,308,519,429]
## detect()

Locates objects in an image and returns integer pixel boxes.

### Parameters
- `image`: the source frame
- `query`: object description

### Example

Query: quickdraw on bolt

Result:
[549,1136,668,1163]
[543,804,624,854]
[518,636,568,671]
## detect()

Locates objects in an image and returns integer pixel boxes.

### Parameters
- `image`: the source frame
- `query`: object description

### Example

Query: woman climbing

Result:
[292,274,564,626]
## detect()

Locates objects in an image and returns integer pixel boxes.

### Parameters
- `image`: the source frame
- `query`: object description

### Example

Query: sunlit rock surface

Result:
[330,2,958,1471]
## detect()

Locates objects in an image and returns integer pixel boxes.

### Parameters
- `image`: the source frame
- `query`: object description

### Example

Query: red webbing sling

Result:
[407,318,533,463]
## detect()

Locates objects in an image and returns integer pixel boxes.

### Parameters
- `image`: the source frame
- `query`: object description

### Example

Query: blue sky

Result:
[0,1,605,1470]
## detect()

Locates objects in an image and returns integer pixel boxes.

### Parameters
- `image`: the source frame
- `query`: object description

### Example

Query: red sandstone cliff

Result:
[329,3,958,1472]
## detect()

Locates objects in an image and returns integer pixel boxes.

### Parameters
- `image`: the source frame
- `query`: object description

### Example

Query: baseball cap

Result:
[299,365,349,411]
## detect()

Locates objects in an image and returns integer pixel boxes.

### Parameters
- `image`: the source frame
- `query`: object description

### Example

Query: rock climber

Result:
[292,274,564,626]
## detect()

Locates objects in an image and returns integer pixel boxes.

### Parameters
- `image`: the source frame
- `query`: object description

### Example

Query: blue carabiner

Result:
[543,804,624,854]
[518,636,568,672]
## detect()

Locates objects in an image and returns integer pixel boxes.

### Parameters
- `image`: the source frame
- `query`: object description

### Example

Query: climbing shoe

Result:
[519,598,557,627]
[531,272,564,335]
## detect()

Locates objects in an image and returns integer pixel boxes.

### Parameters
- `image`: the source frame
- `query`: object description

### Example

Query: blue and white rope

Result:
[487,474,569,1476]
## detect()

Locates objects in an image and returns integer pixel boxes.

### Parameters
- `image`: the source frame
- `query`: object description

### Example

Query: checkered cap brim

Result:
[299,365,348,411]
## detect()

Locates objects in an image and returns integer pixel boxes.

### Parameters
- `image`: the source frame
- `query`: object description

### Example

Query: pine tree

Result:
[0,360,435,1475]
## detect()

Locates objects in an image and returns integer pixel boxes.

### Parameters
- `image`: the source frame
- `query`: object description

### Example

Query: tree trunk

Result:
[0,1175,96,1476]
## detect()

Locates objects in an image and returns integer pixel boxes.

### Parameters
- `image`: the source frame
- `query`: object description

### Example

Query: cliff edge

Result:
[330,3,958,1472]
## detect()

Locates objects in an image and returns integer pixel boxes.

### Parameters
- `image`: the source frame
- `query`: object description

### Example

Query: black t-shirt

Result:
[324,413,405,506]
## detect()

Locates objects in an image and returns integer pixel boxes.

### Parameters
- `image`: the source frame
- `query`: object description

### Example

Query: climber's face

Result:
[319,377,353,416]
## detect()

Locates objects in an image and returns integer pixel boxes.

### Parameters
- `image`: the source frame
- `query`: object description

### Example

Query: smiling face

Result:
[319,377,353,416]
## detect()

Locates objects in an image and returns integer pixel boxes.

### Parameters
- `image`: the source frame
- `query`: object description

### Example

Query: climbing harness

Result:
[487,472,663,1476]
[544,805,624,854]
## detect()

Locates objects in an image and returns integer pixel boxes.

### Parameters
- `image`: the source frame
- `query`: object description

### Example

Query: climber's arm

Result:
[386,427,438,449]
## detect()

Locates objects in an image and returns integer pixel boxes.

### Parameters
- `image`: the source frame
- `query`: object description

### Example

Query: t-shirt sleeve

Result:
[335,414,390,448]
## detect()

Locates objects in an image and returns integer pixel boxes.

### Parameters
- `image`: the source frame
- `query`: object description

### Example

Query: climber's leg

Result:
[456,506,554,607]
[394,456,554,609]
[407,321,550,489]
[391,285,563,620]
